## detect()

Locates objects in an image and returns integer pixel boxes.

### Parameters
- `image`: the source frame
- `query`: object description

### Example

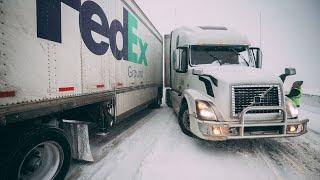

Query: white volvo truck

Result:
[0,0,162,179]
[164,26,308,141]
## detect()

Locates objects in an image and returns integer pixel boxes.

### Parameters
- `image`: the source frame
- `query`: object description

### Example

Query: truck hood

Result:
[199,65,282,85]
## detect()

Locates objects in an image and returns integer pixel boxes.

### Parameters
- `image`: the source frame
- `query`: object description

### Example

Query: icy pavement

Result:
[67,101,320,180]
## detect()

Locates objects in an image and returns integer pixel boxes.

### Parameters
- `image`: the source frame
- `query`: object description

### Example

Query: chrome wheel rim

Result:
[18,141,64,180]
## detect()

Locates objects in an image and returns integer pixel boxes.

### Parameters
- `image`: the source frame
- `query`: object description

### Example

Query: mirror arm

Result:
[280,68,296,82]
[279,74,287,82]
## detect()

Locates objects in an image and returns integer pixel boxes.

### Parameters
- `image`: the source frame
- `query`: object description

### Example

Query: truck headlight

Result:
[286,97,299,118]
[196,100,218,121]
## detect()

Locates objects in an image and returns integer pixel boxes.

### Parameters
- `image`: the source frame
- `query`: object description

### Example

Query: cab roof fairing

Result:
[174,26,251,48]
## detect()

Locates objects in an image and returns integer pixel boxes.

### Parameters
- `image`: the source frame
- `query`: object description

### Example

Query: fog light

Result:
[287,125,298,133]
[212,127,221,135]
[289,126,296,132]
[198,122,229,136]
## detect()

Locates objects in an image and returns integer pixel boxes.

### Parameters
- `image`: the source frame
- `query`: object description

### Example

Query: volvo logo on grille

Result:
[254,96,261,104]
[250,86,275,106]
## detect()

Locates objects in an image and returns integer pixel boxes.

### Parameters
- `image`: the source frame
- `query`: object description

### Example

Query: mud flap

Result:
[63,120,94,162]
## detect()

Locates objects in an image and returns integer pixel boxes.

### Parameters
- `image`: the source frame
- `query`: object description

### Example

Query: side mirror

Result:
[285,68,296,76]
[174,48,188,73]
[250,47,262,68]
[279,68,296,82]
[174,49,180,71]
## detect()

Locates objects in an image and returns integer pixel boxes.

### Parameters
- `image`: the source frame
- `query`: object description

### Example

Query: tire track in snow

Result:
[67,108,159,180]
[67,102,320,180]
[255,138,320,179]
[255,143,284,180]
[134,110,177,180]
[76,107,175,180]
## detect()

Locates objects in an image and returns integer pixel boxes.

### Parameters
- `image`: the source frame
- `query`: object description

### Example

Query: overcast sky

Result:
[135,0,320,95]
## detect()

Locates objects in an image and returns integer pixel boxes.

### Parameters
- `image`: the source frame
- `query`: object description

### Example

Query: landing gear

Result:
[99,98,116,133]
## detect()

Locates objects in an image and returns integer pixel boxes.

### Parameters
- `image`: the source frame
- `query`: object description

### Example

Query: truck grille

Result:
[231,85,282,116]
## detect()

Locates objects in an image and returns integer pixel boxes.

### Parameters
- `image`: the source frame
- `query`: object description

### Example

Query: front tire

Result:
[178,104,193,137]
[0,126,71,180]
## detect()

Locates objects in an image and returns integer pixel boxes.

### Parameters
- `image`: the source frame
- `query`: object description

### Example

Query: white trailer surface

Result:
[0,0,162,117]
[0,0,162,179]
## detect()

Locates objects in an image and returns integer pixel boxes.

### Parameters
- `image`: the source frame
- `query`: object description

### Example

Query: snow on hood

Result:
[199,65,283,85]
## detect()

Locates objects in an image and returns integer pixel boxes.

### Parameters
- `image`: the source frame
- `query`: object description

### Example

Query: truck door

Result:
[172,47,188,113]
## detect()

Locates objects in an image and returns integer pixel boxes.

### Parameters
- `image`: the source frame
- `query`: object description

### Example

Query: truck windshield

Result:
[190,46,252,66]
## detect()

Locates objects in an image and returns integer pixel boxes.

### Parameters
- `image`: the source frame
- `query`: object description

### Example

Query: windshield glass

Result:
[190,46,253,66]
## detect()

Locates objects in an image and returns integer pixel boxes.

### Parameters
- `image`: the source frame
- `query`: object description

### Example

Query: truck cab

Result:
[164,26,308,140]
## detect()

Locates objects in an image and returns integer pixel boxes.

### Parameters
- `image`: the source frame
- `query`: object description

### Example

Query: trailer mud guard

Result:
[63,120,94,162]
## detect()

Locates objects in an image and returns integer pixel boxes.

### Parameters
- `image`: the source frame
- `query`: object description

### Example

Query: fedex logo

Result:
[36,0,148,66]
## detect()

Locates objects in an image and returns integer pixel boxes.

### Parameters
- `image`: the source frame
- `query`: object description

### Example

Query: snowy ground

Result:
[67,96,320,180]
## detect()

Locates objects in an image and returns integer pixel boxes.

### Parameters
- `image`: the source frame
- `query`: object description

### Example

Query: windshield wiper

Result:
[207,52,222,65]
[230,48,249,66]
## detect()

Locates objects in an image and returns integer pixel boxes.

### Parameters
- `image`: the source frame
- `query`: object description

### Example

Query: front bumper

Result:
[189,106,309,141]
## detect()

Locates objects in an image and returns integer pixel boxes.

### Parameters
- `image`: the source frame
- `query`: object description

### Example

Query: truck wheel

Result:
[0,126,71,180]
[165,89,172,107]
[151,97,162,108]
[178,105,194,137]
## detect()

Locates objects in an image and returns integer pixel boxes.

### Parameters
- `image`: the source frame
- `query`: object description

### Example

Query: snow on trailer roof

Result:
[175,26,250,47]
[198,26,228,30]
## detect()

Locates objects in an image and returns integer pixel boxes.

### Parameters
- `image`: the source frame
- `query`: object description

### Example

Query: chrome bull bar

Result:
[238,106,287,137]
[194,105,308,140]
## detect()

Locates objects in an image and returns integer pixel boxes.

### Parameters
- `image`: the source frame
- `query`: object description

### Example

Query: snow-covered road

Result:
[67,98,320,180]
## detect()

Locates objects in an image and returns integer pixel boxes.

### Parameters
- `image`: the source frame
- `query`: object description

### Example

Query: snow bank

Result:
[302,94,320,107]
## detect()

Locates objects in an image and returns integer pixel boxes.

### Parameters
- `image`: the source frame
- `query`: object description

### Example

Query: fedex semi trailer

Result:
[164,26,308,141]
[0,0,163,179]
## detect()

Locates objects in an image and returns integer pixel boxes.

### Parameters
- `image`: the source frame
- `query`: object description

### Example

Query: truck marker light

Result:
[0,91,15,98]
[96,84,105,88]
[59,87,75,92]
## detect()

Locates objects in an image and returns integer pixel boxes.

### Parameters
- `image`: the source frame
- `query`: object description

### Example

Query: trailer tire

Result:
[151,97,162,108]
[178,104,194,137]
[0,126,71,180]
[165,89,172,107]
